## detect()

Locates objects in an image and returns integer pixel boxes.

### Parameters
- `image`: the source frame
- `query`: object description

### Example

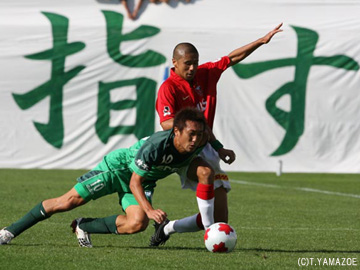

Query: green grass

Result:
[0,169,359,269]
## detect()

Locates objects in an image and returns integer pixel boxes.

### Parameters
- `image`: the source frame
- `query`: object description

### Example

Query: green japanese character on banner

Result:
[12,10,166,148]
[98,10,166,142]
[12,12,86,149]
[96,78,157,143]
[102,10,166,67]
[232,26,359,156]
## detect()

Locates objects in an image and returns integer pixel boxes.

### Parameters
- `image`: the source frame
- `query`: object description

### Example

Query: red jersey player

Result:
[150,23,283,247]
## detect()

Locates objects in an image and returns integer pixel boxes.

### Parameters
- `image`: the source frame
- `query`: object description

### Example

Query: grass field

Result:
[0,169,359,270]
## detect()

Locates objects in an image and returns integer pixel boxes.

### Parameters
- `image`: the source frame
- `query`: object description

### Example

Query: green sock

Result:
[79,215,118,234]
[7,202,49,236]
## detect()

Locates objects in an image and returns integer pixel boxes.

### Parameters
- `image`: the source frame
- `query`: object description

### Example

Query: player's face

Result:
[173,52,199,82]
[175,120,204,153]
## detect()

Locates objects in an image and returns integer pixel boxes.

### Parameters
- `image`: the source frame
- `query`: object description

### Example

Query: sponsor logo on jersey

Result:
[197,98,207,112]
[135,159,150,171]
[163,106,171,116]
[144,190,153,200]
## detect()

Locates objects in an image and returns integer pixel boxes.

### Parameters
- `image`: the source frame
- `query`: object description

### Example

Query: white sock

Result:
[163,220,176,236]
[196,183,215,230]
[171,214,202,233]
[196,197,214,229]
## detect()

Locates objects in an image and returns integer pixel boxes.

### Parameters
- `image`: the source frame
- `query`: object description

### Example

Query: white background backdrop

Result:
[1,0,359,172]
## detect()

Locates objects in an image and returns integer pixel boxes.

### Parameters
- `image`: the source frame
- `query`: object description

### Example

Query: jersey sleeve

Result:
[129,140,158,178]
[203,56,231,70]
[200,56,231,82]
[156,81,176,123]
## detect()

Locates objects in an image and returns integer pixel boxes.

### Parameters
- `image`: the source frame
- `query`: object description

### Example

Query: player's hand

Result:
[262,23,283,44]
[146,209,168,224]
[218,148,236,164]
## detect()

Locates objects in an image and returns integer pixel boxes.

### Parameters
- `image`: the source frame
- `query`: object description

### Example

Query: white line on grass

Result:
[230,179,360,199]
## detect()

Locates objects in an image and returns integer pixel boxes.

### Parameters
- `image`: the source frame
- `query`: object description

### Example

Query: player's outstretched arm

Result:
[228,23,283,66]
[129,172,167,223]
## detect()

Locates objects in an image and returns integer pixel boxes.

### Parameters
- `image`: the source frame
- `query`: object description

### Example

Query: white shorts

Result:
[177,143,231,192]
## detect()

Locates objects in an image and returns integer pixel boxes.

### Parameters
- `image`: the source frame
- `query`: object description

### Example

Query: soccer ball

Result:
[204,222,237,253]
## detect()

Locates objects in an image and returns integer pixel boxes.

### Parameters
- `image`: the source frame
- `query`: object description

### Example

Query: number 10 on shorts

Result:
[86,179,105,194]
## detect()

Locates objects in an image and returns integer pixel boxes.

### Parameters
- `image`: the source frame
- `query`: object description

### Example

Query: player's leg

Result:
[1,187,86,245]
[150,157,214,246]
[187,156,215,229]
[69,168,123,247]
[74,193,150,235]
[72,205,149,247]
[164,187,228,236]
[150,145,230,246]
[214,186,228,223]
[176,143,230,225]
[115,205,149,234]
[201,143,230,223]
[72,190,153,247]
[116,191,152,234]
[42,187,87,213]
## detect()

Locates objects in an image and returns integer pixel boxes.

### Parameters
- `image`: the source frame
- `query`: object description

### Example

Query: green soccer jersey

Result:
[102,129,203,191]
[129,129,203,180]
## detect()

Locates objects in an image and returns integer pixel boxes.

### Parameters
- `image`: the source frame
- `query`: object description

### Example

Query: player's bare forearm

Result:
[228,39,265,66]
[207,126,217,142]
[129,173,153,212]
[160,118,174,131]
[228,23,283,66]
[129,173,167,223]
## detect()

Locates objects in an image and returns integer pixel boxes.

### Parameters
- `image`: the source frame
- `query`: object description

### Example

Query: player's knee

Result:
[126,218,149,233]
[52,197,81,212]
[197,166,215,184]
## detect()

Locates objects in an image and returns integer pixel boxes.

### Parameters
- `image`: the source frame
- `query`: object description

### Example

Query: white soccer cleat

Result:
[70,218,92,248]
[0,228,14,245]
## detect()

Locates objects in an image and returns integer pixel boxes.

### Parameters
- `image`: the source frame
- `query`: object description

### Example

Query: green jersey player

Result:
[0,108,216,248]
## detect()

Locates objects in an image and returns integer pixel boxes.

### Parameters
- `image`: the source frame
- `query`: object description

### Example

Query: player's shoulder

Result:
[146,129,173,149]
[140,130,173,162]
[159,77,177,93]
[199,56,230,68]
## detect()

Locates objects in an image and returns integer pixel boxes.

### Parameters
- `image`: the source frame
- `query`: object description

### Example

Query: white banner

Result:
[0,0,359,172]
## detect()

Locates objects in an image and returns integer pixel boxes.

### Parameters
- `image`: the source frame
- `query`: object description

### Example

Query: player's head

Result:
[172,43,199,82]
[173,108,207,153]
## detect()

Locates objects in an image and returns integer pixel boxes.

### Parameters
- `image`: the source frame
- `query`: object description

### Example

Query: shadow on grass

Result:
[100,245,206,251]
[7,243,204,251]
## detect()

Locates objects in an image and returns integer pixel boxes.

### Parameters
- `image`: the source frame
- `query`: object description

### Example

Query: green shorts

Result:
[74,166,153,211]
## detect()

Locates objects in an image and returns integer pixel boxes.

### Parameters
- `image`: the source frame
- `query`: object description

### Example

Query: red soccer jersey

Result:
[156,56,231,129]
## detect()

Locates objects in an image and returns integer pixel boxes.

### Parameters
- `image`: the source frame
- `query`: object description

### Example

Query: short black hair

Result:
[173,43,199,60]
[173,107,206,132]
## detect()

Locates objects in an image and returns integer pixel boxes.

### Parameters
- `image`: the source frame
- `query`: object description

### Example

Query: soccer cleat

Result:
[149,219,170,247]
[70,218,92,248]
[0,228,14,245]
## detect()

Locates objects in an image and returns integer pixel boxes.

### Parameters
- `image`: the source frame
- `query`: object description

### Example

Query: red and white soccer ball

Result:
[204,222,237,253]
